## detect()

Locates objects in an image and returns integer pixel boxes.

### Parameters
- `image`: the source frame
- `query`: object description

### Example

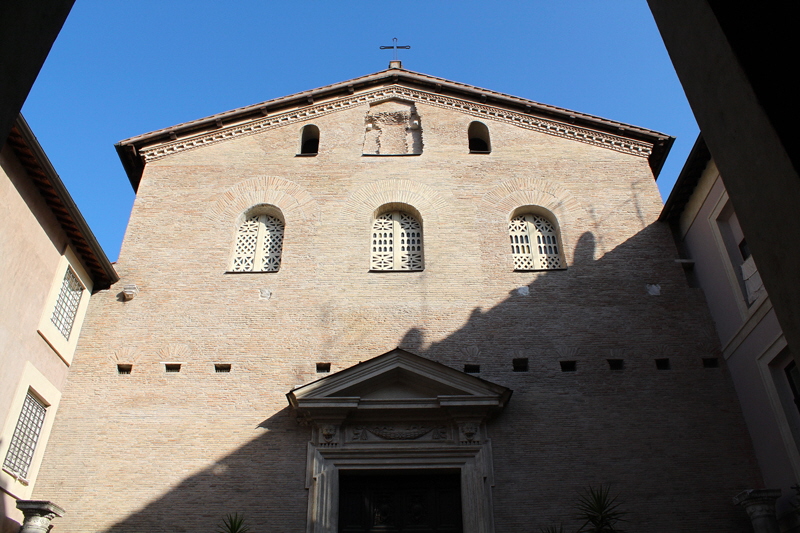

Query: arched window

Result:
[468,121,491,153]
[371,211,423,271]
[509,213,564,270]
[300,125,319,155]
[231,210,284,272]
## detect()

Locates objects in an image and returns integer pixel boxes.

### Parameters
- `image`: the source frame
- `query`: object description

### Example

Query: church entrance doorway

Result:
[339,470,462,533]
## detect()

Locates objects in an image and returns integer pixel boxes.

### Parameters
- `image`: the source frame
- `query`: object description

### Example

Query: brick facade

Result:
[33,71,759,532]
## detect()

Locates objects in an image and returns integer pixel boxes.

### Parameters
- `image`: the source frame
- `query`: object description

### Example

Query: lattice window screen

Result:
[509,214,564,270]
[3,391,46,479]
[231,215,284,272]
[371,211,423,271]
[51,267,84,340]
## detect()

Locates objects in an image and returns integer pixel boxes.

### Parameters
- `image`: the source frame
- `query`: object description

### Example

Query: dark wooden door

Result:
[339,472,462,533]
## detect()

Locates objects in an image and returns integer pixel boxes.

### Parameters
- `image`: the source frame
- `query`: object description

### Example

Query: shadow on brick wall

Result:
[63,223,757,532]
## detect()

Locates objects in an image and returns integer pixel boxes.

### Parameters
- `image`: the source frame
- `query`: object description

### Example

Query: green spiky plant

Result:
[575,485,627,533]
[217,513,251,533]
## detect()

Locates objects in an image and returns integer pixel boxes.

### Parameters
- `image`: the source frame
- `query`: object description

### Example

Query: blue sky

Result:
[21,1,697,261]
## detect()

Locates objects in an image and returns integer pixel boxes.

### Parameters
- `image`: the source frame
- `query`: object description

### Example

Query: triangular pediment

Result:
[116,67,671,190]
[287,348,511,416]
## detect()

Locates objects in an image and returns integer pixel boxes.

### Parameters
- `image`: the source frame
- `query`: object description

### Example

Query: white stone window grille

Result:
[231,214,284,272]
[371,211,423,271]
[3,391,46,479]
[509,214,565,270]
[50,267,84,340]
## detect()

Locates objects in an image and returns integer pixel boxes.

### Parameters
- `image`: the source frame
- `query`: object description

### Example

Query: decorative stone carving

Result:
[318,424,339,447]
[646,283,661,296]
[363,99,423,155]
[16,500,65,533]
[733,489,781,533]
[459,422,480,444]
[121,284,139,301]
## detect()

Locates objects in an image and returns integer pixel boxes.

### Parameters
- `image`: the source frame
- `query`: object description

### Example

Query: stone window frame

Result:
[708,191,765,318]
[0,362,62,500]
[370,204,424,272]
[36,247,94,366]
[228,204,285,273]
[508,206,566,271]
[757,337,800,480]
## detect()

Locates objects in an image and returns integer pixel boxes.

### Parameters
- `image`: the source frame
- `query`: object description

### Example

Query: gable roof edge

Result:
[116,68,674,191]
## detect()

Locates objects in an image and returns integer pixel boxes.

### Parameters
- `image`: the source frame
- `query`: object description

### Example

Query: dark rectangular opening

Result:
[117,364,132,375]
[702,357,720,368]
[339,471,462,533]
[655,358,671,370]
[316,362,331,373]
[214,364,231,373]
[464,364,480,374]
[607,359,624,370]
[512,358,529,372]
[165,363,181,373]
[560,360,577,372]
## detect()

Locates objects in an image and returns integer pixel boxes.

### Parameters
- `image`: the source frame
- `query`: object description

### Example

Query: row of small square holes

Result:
[462,357,720,373]
[117,364,232,374]
[132,359,721,376]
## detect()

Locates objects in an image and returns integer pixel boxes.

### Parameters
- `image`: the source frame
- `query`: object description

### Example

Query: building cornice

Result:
[116,68,673,191]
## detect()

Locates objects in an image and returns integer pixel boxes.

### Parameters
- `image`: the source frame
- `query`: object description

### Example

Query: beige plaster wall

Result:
[35,97,758,532]
[0,145,70,528]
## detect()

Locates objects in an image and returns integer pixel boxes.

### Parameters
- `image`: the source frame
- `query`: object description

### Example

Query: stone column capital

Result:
[733,489,781,533]
[15,500,65,533]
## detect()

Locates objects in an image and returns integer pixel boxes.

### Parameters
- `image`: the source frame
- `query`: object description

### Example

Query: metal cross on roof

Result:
[380,38,410,61]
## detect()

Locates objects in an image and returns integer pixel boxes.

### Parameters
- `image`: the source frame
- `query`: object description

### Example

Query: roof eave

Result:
[659,134,712,224]
[117,68,674,190]
[8,115,119,290]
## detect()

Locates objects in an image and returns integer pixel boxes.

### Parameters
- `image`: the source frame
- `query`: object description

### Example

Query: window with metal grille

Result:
[231,213,284,272]
[370,211,423,271]
[50,267,84,340]
[3,391,47,479]
[509,213,565,271]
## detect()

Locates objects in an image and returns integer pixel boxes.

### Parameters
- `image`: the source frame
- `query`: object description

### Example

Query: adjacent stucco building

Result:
[0,115,117,532]
[31,66,761,532]
[662,135,800,531]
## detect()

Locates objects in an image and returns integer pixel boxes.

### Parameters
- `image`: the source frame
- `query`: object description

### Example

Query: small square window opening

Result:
[655,358,671,370]
[512,358,529,372]
[560,361,577,372]
[117,364,132,375]
[316,363,331,373]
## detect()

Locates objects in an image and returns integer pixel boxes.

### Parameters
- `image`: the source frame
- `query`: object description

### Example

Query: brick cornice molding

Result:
[137,86,655,164]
